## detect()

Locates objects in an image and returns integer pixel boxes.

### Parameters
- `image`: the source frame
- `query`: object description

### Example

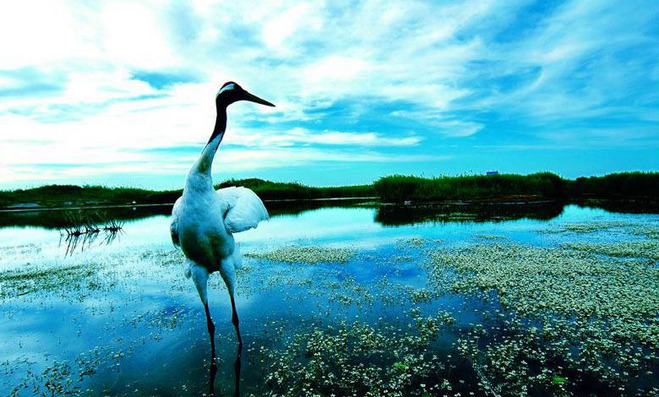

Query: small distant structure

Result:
[486,170,499,176]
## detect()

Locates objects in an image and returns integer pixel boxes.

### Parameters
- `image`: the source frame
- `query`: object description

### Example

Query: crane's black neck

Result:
[188,104,228,182]
[208,105,228,144]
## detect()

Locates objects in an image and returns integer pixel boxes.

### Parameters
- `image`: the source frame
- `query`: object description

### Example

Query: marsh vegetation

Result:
[1,172,656,210]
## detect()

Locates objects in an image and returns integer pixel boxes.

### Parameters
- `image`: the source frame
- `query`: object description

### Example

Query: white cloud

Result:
[302,56,368,89]
[0,143,447,186]
[0,0,656,188]
[0,1,77,68]
[435,121,484,138]
[222,127,421,148]
[262,3,323,54]
[100,2,177,69]
[390,110,484,138]
[212,147,449,173]
[468,0,659,122]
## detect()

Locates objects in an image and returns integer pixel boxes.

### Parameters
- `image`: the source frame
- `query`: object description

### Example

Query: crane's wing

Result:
[216,186,269,233]
[170,196,182,247]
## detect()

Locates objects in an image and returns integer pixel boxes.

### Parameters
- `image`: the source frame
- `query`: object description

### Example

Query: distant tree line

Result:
[0,172,656,209]
[0,179,375,208]
[374,172,659,202]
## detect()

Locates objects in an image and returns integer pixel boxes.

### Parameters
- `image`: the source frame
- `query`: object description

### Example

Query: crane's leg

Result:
[229,292,243,397]
[190,266,215,360]
[219,260,242,396]
[219,260,242,346]
[204,302,216,358]
[229,293,242,346]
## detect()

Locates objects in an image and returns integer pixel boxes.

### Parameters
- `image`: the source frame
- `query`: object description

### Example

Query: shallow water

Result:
[0,203,658,396]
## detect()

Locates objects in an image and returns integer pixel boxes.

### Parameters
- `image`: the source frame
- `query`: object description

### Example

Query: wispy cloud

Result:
[222,127,422,147]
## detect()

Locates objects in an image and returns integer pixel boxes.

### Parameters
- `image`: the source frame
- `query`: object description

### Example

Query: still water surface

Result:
[0,203,657,395]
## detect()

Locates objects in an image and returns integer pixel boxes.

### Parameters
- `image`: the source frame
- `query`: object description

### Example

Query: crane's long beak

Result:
[243,91,275,107]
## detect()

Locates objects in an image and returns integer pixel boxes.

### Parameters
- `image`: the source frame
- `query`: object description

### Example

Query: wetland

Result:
[0,201,658,396]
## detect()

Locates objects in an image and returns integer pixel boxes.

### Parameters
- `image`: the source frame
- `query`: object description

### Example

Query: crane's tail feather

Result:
[216,186,269,233]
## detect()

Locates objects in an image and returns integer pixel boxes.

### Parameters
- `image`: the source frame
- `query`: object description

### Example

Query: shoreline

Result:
[2,196,657,214]
[1,172,656,212]
[0,197,380,213]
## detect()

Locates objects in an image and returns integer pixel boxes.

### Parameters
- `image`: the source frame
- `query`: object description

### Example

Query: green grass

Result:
[216,178,375,201]
[0,179,375,209]
[374,172,659,202]
[569,172,659,198]
[0,185,184,209]
[0,172,657,209]
[374,172,565,202]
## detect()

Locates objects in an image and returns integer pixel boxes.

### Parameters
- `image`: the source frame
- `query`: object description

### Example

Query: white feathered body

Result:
[173,185,268,259]
[170,160,268,298]
[174,190,233,270]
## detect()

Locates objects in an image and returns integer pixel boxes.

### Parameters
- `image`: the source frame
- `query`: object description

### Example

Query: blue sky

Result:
[0,0,657,189]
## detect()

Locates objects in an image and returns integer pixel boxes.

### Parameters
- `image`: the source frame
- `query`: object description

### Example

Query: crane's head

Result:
[216,81,275,108]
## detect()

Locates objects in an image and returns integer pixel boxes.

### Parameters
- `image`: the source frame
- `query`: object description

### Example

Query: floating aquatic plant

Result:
[259,319,469,396]
[248,245,356,264]
[562,240,659,260]
[392,362,408,370]
[430,241,659,395]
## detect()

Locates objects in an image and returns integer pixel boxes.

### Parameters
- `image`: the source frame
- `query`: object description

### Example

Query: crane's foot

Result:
[233,342,242,397]
[209,357,218,396]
